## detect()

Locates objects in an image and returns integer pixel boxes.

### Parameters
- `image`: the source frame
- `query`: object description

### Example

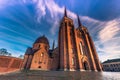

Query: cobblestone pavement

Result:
[0,70,120,80]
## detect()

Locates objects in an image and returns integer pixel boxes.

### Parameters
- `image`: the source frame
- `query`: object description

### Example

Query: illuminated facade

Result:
[22,8,102,71]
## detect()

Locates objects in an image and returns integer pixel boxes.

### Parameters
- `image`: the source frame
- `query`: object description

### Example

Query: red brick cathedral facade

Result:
[22,8,102,71]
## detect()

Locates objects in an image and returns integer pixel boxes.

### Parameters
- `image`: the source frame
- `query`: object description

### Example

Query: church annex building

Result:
[22,8,102,71]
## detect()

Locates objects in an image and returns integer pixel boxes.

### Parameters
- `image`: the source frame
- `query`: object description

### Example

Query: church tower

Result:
[58,8,79,71]
[76,15,102,71]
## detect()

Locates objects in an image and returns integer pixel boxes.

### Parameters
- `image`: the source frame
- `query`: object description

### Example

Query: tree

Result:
[0,48,12,56]
[19,55,24,59]
[8,53,12,56]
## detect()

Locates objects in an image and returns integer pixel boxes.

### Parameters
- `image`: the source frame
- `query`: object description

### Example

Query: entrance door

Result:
[83,62,89,70]
[38,66,41,68]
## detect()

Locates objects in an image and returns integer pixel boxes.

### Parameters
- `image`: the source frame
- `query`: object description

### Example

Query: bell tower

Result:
[58,8,79,71]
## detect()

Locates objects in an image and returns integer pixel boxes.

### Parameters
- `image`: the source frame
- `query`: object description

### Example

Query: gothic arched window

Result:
[72,57,75,66]
[79,42,84,55]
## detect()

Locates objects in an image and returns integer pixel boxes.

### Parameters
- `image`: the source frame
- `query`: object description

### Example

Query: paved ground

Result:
[0,70,74,80]
[0,70,120,80]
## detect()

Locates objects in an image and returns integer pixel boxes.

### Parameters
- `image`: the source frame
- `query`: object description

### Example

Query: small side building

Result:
[102,58,120,72]
[21,36,59,70]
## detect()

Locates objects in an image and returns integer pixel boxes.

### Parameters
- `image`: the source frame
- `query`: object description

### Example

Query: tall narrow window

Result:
[65,22,67,26]
[80,42,84,55]
[41,53,44,57]
[72,57,75,66]
[38,45,40,48]
[70,30,73,45]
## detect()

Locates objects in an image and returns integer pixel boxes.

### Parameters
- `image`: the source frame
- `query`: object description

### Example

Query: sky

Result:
[0,0,120,62]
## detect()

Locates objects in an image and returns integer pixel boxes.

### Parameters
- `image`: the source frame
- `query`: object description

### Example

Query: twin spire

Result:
[64,7,82,28]
[45,8,82,50]
[77,15,82,27]
[64,7,67,17]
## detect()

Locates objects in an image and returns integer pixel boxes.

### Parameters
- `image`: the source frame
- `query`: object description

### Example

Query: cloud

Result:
[32,0,64,35]
[95,18,120,62]
[32,0,103,35]
[30,0,120,62]
[32,0,46,22]
[0,40,26,57]
[0,25,33,40]
[0,0,27,9]
[0,0,13,9]
[0,0,120,62]
[0,31,33,57]
[99,19,120,43]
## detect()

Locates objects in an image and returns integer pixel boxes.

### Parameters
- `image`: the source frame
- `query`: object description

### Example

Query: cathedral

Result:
[22,8,102,71]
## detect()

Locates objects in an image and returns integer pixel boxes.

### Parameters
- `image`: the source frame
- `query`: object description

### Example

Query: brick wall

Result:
[0,56,23,73]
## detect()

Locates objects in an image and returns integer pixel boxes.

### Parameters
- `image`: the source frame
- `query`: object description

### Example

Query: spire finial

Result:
[64,7,67,17]
[52,40,55,50]
[77,15,82,27]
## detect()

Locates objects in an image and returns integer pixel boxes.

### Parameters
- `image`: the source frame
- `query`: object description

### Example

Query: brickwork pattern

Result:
[0,56,23,72]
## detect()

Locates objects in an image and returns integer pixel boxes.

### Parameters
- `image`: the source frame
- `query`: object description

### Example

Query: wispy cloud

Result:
[0,0,14,9]
[95,18,120,62]
[0,0,27,9]
[99,19,120,43]
[0,0,120,62]
[33,0,120,62]
[0,39,26,57]
[32,0,102,35]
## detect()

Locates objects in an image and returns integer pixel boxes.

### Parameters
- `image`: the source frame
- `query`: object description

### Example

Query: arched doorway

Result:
[38,66,41,68]
[83,61,89,70]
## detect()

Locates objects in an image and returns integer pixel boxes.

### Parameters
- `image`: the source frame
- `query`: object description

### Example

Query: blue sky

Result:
[0,0,120,62]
